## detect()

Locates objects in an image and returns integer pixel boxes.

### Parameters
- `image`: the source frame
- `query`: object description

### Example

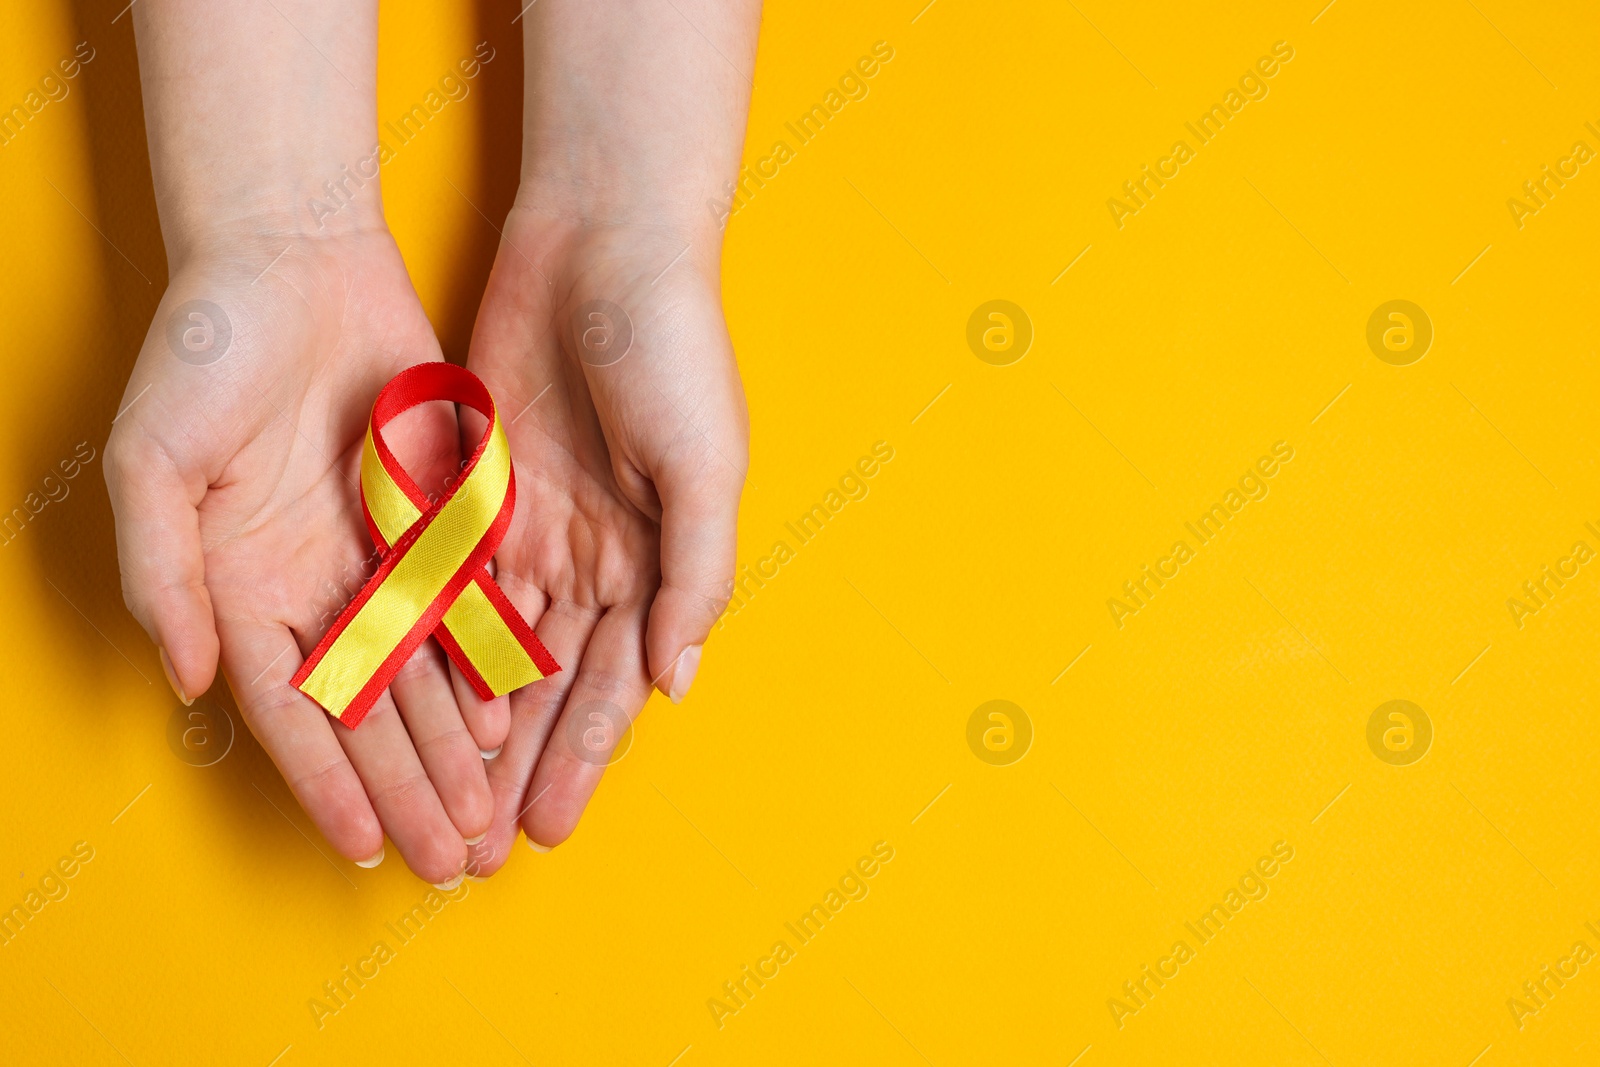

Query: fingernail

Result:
[355,846,384,868]
[479,745,503,760]
[667,644,702,704]
[527,838,552,853]
[159,646,192,706]
[433,872,465,890]
[464,833,487,845]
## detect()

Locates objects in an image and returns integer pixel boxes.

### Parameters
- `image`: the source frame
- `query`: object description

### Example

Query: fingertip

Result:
[667,643,701,704]
[516,762,581,852]
[106,431,218,697]
[476,770,542,876]
[408,838,471,887]
[159,647,192,706]
[448,660,512,754]
[649,460,740,686]
[454,781,495,844]
[480,694,512,751]
[522,815,573,851]
[282,751,384,865]
[142,564,219,704]
[435,724,497,842]
[463,822,518,878]
[646,590,719,698]
[325,807,386,866]
[324,819,384,870]
[647,641,703,704]
[160,628,219,705]
[520,780,582,851]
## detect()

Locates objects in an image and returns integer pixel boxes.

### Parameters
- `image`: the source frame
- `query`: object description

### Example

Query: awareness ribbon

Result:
[292,363,559,728]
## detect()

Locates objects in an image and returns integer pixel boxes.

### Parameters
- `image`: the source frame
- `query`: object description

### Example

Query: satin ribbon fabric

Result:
[292,363,559,728]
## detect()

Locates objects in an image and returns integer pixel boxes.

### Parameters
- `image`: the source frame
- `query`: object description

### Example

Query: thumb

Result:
[105,429,219,704]
[646,452,744,703]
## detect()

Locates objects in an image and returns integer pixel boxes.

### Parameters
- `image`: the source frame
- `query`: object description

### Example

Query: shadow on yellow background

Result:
[3,1,1600,1064]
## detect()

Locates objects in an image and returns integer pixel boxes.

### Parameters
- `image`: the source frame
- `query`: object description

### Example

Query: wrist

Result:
[510,175,726,266]
[133,0,386,267]
[158,216,392,287]
[513,0,757,251]
[157,156,390,271]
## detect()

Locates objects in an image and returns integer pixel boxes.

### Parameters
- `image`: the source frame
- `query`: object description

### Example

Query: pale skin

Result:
[108,0,757,881]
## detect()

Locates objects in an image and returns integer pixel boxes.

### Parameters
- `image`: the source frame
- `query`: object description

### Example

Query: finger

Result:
[447,659,512,758]
[471,596,598,876]
[337,691,472,886]
[218,616,383,865]
[524,600,653,849]
[388,640,494,842]
[104,428,219,704]
[645,452,744,703]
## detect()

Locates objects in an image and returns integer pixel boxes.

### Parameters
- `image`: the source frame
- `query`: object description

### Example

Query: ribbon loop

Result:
[292,363,559,728]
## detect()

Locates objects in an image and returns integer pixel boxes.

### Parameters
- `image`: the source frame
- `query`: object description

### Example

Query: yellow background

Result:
[3,0,1599,1063]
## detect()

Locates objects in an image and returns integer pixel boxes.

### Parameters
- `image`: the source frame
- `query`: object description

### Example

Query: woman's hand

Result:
[461,0,760,866]
[112,0,514,885]
[107,230,510,884]
[465,211,749,864]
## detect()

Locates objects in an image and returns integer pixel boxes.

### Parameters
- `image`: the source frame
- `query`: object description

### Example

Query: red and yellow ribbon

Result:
[292,363,559,728]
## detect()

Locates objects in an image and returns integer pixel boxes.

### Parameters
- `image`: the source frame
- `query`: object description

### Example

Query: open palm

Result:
[464,211,748,865]
[106,231,506,883]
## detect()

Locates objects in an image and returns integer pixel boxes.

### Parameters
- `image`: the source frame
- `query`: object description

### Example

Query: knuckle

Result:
[238,681,312,727]
[104,425,164,494]
[419,723,477,756]
[102,429,137,486]
[287,763,382,855]
[288,754,353,802]
[390,647,441,686]
[373,771,431,814]
[702,580,734,620]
